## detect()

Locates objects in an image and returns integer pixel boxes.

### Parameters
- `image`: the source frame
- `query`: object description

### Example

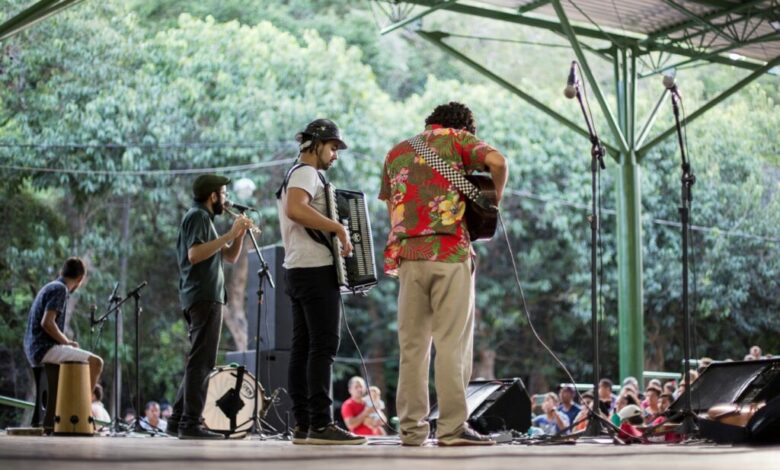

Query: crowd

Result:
[530,345,772,439]
[90,383,173,433]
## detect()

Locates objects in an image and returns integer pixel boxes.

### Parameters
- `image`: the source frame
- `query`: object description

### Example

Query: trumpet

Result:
[224,205,262,236]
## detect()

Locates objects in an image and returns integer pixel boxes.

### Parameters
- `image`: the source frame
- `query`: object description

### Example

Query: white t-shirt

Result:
[277,164,334,269]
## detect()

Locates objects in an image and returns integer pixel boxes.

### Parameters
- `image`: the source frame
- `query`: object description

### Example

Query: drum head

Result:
[202,367,263,433]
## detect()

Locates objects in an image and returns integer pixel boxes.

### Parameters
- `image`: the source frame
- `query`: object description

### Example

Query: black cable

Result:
[339,296,394,434]
[497,211,588,404]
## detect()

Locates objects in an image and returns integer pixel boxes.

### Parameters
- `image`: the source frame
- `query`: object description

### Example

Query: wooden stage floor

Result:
[1,433,778,469]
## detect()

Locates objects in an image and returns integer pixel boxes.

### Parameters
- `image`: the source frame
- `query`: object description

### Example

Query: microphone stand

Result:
[234,207,275,436]
[570,81,621,440]
[669,87,699,437]
[127,282,148,434]
[92,281,147,435]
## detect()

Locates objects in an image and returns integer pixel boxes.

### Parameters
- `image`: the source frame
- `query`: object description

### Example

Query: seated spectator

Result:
[367,385,387,436]
[91,383,111,429]
[749,345,762,360]
[123,408,137,425]
[532,392,570,435]
[643,385,663,423]
[598,379,616,416]
[622,377,643,399]
[340,377,382,436]
[139,400,167,432]
[616,404,644,441]
[663,380,676,396]
[611,390,639,427]
[659,393,673,414]
[160,401,173,421]
[674,370,699,399]
[557,385,581,425]
[572,391,594,433]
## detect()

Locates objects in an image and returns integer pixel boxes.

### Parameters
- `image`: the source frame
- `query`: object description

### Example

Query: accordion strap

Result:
[276,162,333,250]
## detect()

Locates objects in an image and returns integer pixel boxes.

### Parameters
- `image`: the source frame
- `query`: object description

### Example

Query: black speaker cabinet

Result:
[246,245,292,351]
[670,358,780,414]
[428,378,532,435]
[225,349,293,433]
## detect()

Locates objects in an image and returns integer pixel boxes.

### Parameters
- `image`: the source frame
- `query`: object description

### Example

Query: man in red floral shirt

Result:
[379,102,508,446]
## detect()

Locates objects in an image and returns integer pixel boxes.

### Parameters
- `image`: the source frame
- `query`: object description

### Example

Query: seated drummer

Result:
[23,257,104,392]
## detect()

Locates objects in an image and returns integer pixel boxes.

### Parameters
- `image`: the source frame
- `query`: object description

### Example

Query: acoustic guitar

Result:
[464,174,498,242]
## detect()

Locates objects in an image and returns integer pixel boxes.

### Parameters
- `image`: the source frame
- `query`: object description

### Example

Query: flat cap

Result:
[193,174,231,199]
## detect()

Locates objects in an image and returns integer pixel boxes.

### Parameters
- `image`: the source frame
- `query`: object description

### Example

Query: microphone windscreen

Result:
[662,74,675,90]
[563,85,577,99]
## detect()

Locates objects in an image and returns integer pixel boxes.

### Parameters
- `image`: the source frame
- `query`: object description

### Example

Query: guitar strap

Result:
[407,134,495,210]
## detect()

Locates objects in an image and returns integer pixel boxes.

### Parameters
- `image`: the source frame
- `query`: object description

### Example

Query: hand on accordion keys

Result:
[335,224,354,258]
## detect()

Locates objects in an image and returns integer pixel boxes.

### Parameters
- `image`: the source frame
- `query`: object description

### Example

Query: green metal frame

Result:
[381,0,779,382]
[0,0,84,42]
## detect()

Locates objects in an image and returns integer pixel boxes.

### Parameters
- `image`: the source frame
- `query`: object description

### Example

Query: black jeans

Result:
[170,300,223,428]
[285,265,341,430]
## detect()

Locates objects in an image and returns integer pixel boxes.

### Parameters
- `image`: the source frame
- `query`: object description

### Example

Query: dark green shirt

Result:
[177,203,226,310]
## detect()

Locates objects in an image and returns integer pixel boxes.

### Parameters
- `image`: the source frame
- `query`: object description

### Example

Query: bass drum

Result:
[202,365,265,435]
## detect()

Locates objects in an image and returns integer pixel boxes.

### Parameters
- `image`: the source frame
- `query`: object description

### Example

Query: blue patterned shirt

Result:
[23,277,69,366]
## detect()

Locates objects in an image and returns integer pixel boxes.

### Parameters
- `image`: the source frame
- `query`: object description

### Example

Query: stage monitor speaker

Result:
[428,378,531,435]
[246,245,292,351]
[225,349,293,433]
[670,358,780,414]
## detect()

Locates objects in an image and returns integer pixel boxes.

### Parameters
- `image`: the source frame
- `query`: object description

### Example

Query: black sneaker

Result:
[438,427,496,446]
[292,425,309,445]
[306,423,366,445]
[165,419,179,438]
[178,425,226,440]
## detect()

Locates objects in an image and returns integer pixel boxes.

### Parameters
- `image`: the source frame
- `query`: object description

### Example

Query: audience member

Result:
[611,390,639,427]
[663,380,676,396]
[598,379,616,416]
[659,393,673,414]
[616,404,644,441]
[367,385,387,436]
[532,392,570,435]
[139,400,167,432]
[160,401,173,420]
[91,384,111,429]
[557,385,581,425]
[340,377,382,436]
[673,370,698,400]
[749,345,762,360]
[123,408,137,425]
[572,391,594,433]
[643,386,662,423]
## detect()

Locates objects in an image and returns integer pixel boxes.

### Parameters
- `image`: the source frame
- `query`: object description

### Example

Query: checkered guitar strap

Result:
[407,134,493,210]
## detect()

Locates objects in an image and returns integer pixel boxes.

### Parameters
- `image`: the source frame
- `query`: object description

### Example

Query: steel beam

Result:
[551,0,629,153]
[636,89,669,150]
[657,0,738,44]
[518,0,551,14]
[644,0,766,42]
[415,31,622,156]
[380,0,455,35]
[638,55,780,156]
[398,0,644,44]
[0,0,84,42]
[642,31,780,77]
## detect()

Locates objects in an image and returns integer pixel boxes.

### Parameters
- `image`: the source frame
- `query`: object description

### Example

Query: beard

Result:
[213,200,225,215]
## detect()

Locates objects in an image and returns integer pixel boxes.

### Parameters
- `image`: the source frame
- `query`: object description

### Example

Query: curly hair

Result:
[424,101,476,134]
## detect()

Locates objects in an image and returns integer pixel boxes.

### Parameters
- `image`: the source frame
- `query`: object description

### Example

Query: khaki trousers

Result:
[396,259,475,444]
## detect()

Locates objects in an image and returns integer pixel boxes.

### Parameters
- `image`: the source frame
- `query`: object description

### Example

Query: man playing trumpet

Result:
[167,174,253,440]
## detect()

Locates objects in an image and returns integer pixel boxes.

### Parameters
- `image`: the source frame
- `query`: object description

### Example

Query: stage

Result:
[1,434,778,469]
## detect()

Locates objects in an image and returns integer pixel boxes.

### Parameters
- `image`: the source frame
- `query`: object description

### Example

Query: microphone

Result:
[89,304,97,329]
[127,281,148,297]
[564,61,578,99]
[226,200,257,213]
[663,71,681,98]
[107,281,120,305]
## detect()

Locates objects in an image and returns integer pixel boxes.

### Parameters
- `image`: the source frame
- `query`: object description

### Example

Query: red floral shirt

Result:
[378,125,496,276]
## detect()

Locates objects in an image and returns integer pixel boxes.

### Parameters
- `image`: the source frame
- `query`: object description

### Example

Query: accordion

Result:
[325,186,378,294]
